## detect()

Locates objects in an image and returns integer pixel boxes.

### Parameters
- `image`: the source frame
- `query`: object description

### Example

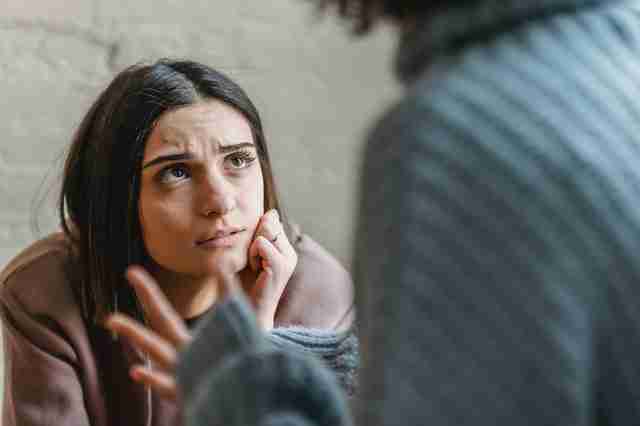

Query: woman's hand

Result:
[104,266,192,402]
[248,209,298,330]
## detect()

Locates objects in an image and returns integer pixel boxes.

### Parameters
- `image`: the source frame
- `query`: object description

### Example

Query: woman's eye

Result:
[158,164,190,183]
[226,150,257,170]
[230,157,246,168]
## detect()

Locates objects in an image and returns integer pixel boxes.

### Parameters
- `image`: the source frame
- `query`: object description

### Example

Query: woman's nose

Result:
[201,176,236,216]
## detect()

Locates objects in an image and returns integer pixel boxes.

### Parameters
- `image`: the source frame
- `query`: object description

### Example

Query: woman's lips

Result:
[196,230,244,249]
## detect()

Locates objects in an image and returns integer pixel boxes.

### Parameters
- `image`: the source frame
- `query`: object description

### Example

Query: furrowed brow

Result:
[142,153,194,169]
[218,142,255,154]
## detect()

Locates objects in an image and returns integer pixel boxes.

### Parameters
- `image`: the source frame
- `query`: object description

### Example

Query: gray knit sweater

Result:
[176,294,355,426]
[178,0,640,424]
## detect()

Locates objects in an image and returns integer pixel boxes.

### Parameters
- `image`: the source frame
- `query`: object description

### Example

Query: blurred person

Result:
[0,59,357,426]
[109,0,640,425]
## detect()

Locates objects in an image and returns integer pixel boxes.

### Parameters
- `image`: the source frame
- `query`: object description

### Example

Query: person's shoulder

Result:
[289,223,351,284]
[276,231,354,331]
[295,234,351,282]
[0,233,96,384]
[0,232,78,318]
[365,38,535,158]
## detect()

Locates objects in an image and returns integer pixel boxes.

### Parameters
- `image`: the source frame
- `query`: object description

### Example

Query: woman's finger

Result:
[269,228,296,259]
[259,209,296,259]
[130,365,178,402]
[249,237,295,330]
[262,232,298,285]
[261,209,281,241]
[250,210,283,271]
[248,236,261,272]
[105,313,178,371]
[253,236,283,271]
[126,265,191,348]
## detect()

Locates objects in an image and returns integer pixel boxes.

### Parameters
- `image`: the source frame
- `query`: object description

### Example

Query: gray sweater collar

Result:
[395,0,614,84]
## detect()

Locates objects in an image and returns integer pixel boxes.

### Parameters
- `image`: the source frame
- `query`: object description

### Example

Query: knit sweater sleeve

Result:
[176,294,352,426]
[175,292,264,403]
[176,294,358,400]
[266,327,359,395]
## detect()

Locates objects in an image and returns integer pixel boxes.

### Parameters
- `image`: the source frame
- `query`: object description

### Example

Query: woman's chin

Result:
[152,248,250,281]
[201,250,248,277]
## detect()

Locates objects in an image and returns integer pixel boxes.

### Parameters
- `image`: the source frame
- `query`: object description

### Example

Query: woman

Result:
[0,59,357,426]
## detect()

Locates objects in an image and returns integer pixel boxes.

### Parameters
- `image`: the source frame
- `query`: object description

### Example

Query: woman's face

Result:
[139,100,264,280]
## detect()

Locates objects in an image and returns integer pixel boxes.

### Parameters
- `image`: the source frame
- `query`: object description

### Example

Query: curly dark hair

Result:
[314,0,444,34]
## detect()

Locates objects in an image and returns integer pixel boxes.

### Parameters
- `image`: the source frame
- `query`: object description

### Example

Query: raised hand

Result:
[104,266,192,401]
[248,209,298,330]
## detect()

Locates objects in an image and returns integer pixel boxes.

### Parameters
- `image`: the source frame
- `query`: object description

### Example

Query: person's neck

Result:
[149,265,258,320]
[152,269,219,319]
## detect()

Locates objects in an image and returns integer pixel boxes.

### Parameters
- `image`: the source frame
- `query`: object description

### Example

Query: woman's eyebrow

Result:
[142,153,193,169]
[142,143,255,169]
[218,142,255,153]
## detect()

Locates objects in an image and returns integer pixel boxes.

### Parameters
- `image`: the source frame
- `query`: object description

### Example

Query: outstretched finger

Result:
[130,365,179,402]
[126,266,191,348]
[105,313,178,371]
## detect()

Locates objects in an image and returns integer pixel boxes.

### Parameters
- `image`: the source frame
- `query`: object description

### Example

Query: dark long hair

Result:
[314,0,444,33]
[60,59,284,323]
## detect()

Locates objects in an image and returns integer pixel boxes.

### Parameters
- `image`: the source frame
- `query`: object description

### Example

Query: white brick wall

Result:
[0,0,400,404]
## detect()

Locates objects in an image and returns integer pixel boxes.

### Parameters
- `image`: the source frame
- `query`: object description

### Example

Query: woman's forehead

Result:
[145,101,254,155]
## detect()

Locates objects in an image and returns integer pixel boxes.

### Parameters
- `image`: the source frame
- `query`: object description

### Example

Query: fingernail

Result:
[130,368,140,381]
[125,270,134,285]
[103,317,119,341]
[106,324,119,341]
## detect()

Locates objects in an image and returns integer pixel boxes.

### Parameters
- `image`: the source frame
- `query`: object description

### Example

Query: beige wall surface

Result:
[0,0,399,406]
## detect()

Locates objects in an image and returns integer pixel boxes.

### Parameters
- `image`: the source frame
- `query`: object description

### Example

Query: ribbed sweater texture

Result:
[356,1,640,425]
